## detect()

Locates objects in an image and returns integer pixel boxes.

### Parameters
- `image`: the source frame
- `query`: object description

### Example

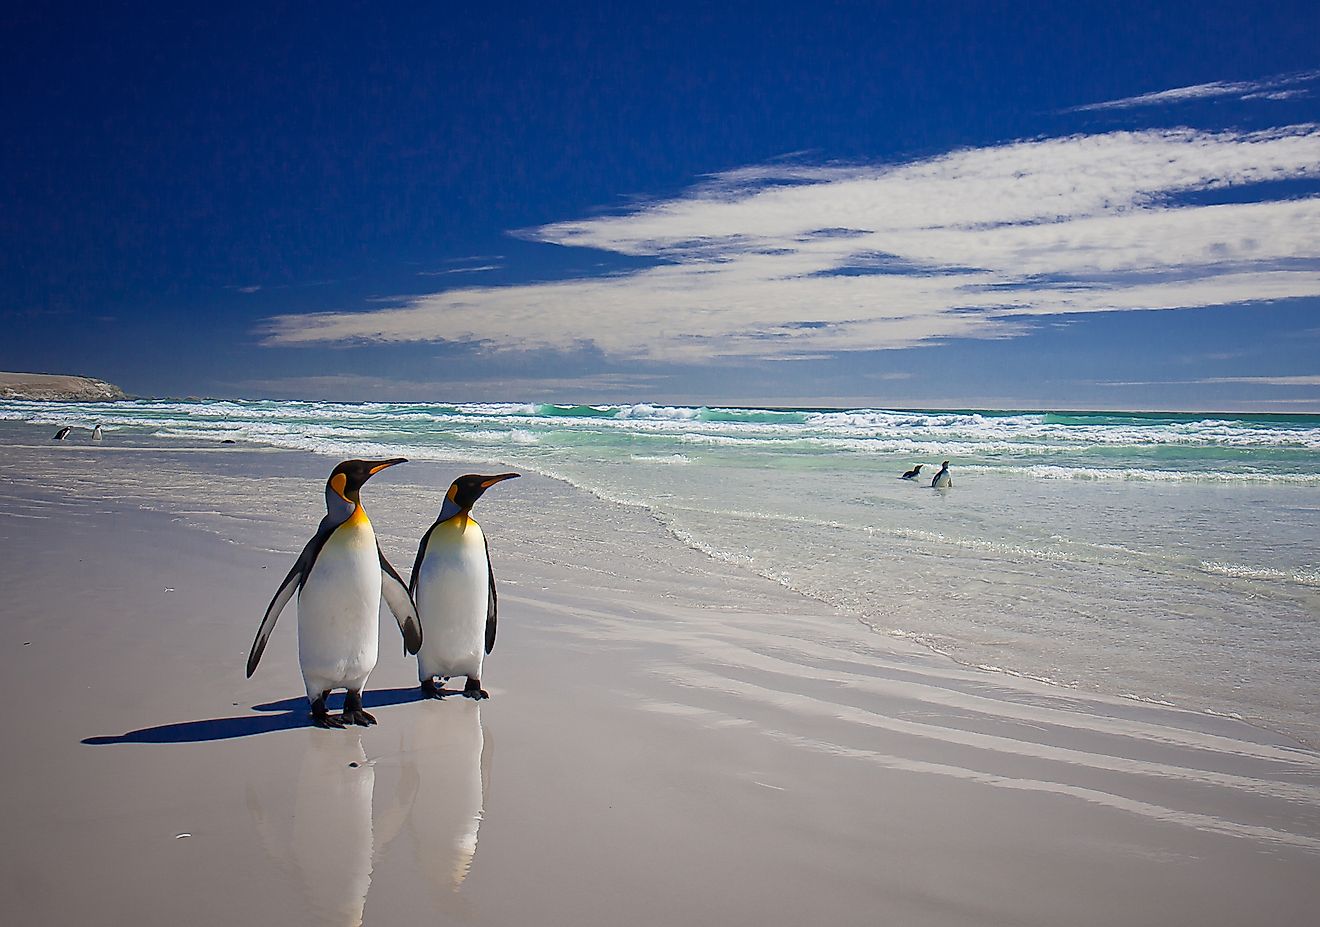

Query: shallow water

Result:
[4,399,1318,745]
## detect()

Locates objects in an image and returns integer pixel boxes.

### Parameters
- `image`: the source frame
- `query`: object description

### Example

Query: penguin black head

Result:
[327,457,408,504]
[446,472,520,512]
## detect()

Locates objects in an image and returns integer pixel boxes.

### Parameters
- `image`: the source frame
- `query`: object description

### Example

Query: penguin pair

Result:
[899,461,952,487]
[52,424,102,441]
[246,459,518,728]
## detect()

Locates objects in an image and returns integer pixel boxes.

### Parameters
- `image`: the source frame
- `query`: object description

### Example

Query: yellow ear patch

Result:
[330,472,349,501]
[446,483,458,502]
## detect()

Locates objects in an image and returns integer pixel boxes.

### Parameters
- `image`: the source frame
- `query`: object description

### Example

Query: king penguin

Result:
[247,458,423,728]
[931,460,952,488]
[410,473,520,699]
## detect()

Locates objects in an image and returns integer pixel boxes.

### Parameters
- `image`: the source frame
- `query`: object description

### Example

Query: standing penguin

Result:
[247,458,423,728]
[92,424,103,441]
[410,473,520,699]
[931,460,952,488]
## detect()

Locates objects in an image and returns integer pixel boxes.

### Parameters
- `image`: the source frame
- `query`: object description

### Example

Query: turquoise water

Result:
[5,399,1319,743]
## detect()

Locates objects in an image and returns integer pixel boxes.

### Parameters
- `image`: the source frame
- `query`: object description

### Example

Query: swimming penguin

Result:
[247,458,423,728]
[410,473,520,699]
[931,461,952,488]
[52,427,71,441]
[91,424,103,442]
[900,464,923,480]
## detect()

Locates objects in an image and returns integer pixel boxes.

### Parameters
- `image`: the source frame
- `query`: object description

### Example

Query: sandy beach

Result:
[2,424,1319,926]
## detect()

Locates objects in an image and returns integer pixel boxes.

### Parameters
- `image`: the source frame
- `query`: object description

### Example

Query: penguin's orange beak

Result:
[480,473,520,488]
[368,457,408,475]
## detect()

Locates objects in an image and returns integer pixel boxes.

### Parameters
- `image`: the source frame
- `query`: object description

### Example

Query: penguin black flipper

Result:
[246,524,334,678]
[484,535,497,655]
[409,520,441,599]
[380,544,423,655]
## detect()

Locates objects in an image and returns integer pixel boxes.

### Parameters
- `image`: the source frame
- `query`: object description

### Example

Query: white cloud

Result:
[1098,375,1320,388]
[417,265,502,276]
[1069,70,1320,112]
[1202,375,1320,386]
[262,125,1320,363]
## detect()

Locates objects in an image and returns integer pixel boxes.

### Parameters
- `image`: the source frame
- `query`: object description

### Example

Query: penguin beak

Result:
[368,457,408,475]
[480,473,520,488]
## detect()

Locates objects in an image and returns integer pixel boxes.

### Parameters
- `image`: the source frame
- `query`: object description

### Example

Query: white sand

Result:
[2,430,1318,925]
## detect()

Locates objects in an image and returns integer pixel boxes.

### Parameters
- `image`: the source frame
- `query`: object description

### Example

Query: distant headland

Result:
[0,371,127,402]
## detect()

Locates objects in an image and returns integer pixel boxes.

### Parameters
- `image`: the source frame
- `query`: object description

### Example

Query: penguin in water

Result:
[931,461,952,488]
[92,424,103,442]
[52,427,71,441]
[410,473,520,699]
[900,464,923,481]
[247,458,423,728]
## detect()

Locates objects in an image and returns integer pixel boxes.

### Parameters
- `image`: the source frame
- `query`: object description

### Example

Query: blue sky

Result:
[3,1,1319,410]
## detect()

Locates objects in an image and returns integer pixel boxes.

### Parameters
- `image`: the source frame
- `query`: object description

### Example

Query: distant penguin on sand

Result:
[52,427,71,441]
[931,461,952,488]
[247,458,423,728]
[411,473,520,699]
[900,464,923,480]
[91,424,103,442]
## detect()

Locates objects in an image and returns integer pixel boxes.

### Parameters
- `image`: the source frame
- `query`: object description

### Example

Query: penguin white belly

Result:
[298,517,381,698]
[416,518,489,681]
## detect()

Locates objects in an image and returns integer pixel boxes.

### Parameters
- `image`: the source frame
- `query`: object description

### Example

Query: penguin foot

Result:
[343,691,377,726]
[462,679,489,700]
[421,678,451,699]
[311,695,346,729]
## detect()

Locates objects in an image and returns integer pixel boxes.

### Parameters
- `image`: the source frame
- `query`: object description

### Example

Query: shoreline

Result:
[2,417,1316,749]
[3,434,1319,924]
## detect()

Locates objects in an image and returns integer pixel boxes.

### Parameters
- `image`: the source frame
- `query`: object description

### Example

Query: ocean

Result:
[4,398,1318,745]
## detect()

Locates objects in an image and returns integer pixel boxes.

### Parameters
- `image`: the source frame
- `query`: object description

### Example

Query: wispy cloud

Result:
[1201,375,1320,386]
[417,265,502,277]
[1098,375,1320,388]
[262,122,1320,363]
[1069,70,1320,112]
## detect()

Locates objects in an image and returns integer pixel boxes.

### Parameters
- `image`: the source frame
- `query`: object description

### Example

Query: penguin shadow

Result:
[81,687,428,745]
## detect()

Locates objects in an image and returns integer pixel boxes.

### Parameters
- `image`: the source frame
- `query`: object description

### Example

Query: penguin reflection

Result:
[247,732,412,927]
[404,699,492,905]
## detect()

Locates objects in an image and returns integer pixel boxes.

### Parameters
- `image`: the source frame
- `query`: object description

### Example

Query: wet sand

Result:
[1,430,1318,926]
